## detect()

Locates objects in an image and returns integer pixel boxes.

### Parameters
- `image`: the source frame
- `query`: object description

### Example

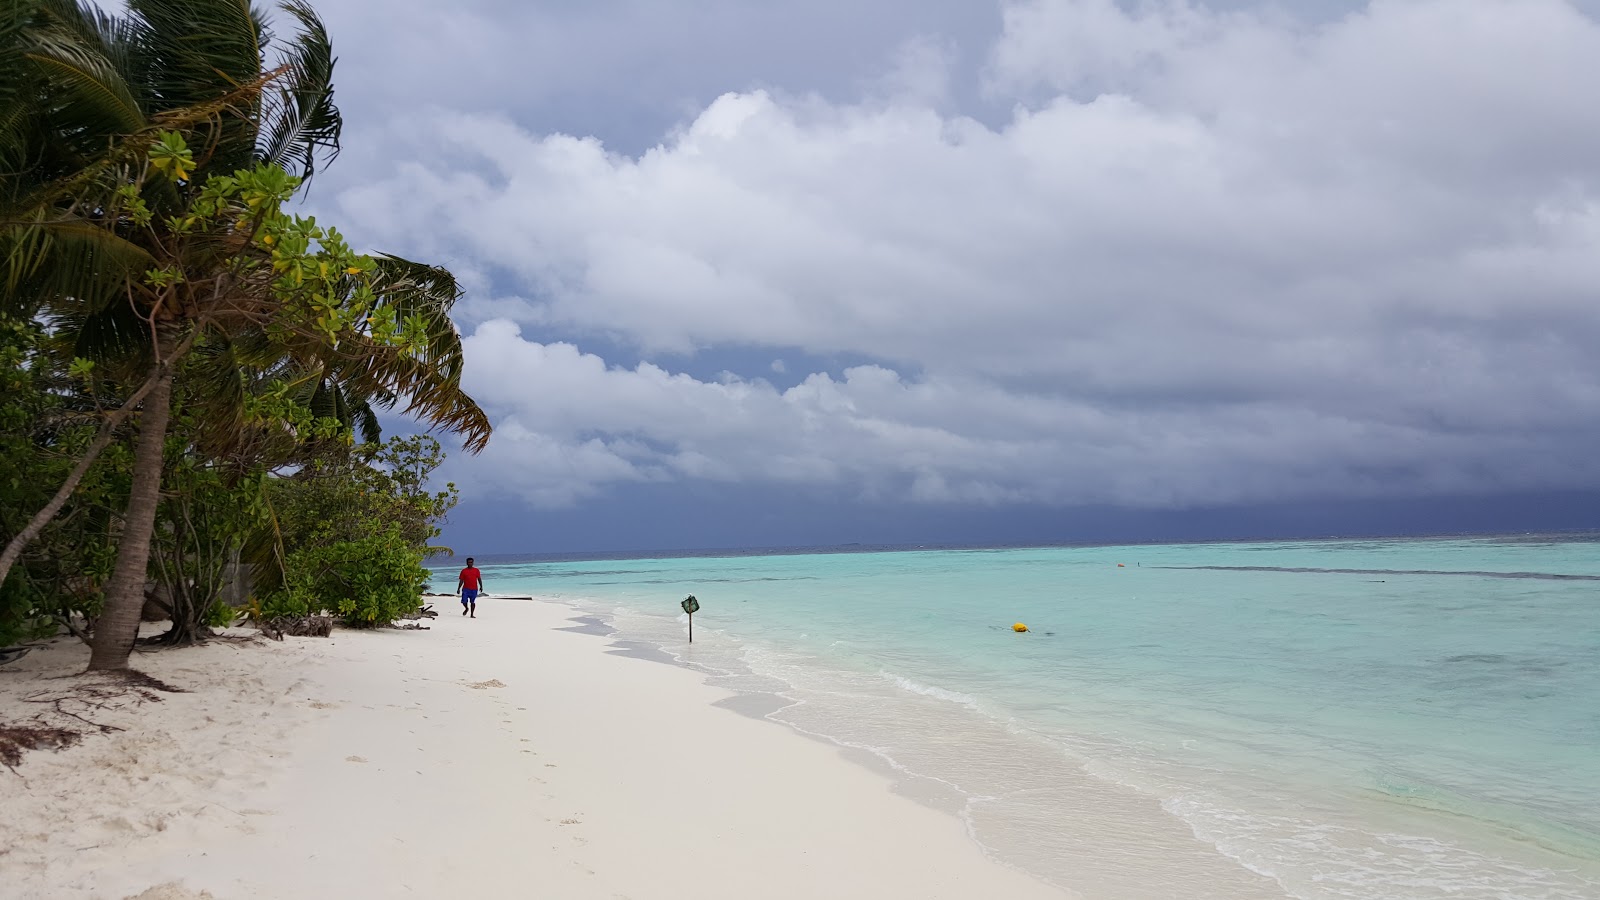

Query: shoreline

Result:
[0,598,1070,899]
[556,597,1294,900]
[484,539,1600,900]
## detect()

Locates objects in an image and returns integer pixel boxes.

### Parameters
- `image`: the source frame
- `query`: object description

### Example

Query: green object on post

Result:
[681,595,699,641]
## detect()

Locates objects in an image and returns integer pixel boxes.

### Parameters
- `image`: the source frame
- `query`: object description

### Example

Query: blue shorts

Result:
[461,589,479,603]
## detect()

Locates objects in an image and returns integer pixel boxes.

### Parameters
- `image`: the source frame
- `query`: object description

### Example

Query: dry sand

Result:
[0,599,1069,899]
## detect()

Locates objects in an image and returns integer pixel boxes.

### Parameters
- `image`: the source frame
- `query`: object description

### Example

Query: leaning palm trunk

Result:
[0,413,125,590]
[87,357,176,671]
[0,329,195,591]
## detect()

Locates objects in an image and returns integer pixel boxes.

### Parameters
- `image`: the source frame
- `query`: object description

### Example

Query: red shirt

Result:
[459,566,482,590]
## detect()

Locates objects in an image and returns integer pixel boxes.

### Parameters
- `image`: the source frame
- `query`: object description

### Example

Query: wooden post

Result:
[689,612,693,643]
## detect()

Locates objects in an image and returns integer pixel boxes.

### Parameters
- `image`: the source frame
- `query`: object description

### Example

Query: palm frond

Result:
[25,24,147,138]
[330,335,491,453]
[307,373,337,420]
[55,294,154,365]
[367,252,467,377]
[1,214,157,318]
[126,0,268,173]
[0,2,43,100]
[327,253,491,452]
[125,0,265,103]
[0,0,46,174]
[177,329,334,464]
[257,0,339,182]
[348,392,381,444]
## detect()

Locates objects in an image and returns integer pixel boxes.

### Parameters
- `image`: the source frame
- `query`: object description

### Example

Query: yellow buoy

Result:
[1013,622,1029,633]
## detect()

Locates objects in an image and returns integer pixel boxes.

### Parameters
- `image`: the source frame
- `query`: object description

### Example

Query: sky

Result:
[288,0,1600,553]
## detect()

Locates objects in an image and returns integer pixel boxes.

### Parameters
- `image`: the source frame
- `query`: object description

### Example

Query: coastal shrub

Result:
[204,595,238,629]
[0,580,48,649]
[256,588,311,622]
[251,435,456,630]
[268,436,459,560]
[262,525,428,628]
[0,316,129,646]
[146,451,273,646]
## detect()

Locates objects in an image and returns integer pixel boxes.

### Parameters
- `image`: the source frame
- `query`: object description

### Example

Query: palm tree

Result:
[1,0,490,671]
[0,0,344,594]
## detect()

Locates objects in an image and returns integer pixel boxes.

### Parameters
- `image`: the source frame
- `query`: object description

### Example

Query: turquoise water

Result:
[442,535,1600,898]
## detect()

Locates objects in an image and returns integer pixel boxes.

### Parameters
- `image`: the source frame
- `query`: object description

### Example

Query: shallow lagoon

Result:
[450,534,1600,898]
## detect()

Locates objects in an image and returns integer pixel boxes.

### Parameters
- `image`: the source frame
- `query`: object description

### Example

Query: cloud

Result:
[449,318,1598,510]
[307,0,1006,157]
[334,0,1600,510]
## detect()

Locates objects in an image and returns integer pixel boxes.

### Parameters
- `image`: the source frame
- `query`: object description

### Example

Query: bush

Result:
[0,315,128,646]
[261,525,427,628]
[204,597,236,628]
[0,579,50,648]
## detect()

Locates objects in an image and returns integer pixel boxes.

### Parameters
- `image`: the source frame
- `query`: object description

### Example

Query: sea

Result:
[434,534,1600,899]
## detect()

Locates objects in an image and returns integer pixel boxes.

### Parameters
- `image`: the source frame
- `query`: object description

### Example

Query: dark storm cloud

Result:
[302,1,1600,515]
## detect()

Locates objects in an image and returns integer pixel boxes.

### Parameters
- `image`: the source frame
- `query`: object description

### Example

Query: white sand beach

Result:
[0,598,1068,899]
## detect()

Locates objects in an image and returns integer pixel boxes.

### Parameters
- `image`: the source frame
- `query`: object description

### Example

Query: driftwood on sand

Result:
[261,616,334,640]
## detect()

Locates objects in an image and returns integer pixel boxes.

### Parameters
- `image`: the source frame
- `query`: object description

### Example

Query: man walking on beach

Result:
[457,558,484,618]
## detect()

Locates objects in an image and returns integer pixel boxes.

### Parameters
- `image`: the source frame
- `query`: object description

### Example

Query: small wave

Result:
[879,672,981,709]
[1154,565,1600,581]
[1364,771,1600,862]
[1164,793,1600,900]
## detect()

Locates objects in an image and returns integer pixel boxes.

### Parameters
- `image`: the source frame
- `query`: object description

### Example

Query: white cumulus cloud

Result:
[332,0,1600,510]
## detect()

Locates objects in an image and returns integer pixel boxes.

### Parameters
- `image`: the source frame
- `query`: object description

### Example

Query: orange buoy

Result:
[1013,623,1029,633]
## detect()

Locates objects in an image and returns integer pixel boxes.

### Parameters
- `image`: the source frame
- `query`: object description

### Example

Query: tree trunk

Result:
[0,427,119,590]
[87,364,175,671]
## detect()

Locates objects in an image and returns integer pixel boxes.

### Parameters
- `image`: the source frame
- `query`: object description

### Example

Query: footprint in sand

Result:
[345,756,367,763]
[467,679,505,690]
